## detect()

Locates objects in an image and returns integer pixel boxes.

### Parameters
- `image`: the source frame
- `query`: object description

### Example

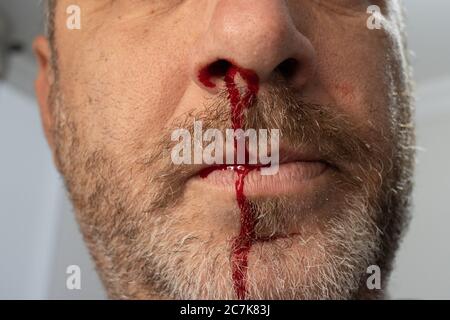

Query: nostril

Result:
[209,59,232,78]
[276,58,299,80]
[198,59,232,88]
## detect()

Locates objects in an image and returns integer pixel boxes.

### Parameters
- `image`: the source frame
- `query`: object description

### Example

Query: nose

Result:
[191,0,316,93]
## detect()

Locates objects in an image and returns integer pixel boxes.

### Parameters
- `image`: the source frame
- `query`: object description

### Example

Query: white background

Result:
[0,0,449,299]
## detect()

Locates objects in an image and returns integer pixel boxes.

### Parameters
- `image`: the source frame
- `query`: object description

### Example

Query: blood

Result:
[198,63,260,300]
[198,68,216,88]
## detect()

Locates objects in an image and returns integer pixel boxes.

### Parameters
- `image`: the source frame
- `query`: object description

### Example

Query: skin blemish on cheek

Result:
[334,82,355,100]
[198,63,260,300]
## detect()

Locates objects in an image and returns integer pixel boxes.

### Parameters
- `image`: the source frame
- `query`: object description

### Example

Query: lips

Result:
[191,145,331,197]
[195,161,328,196]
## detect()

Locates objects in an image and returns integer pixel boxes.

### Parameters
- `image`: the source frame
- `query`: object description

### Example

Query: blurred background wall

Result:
[0,0,449,299]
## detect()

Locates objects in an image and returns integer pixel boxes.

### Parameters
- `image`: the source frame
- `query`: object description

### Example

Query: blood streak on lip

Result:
[198,64,260,300]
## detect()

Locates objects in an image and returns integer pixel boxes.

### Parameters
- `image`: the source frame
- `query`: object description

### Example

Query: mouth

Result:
[190,146,332,197]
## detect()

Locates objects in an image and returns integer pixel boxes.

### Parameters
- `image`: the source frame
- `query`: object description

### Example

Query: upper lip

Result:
[187,143,331,179]
[277,144,325,164]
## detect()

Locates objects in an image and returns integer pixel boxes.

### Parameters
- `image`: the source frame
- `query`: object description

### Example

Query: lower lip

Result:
[193,161,328,197]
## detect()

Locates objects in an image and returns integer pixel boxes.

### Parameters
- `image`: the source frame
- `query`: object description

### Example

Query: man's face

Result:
[35,0,414,299]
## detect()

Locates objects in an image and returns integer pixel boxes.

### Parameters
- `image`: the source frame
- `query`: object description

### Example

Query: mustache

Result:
[245,85,375,166]
[139,83,386,209]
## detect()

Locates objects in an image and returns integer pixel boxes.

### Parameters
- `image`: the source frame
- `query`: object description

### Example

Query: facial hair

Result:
[49,69,414,299]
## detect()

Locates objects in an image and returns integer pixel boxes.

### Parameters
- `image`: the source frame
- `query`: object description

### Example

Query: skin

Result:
[33,0,414,299]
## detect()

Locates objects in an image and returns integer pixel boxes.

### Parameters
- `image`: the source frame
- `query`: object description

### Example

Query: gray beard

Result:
[50,78,414,300]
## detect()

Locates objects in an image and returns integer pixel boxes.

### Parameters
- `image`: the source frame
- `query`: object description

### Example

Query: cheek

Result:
[312,24,396,129]
[58,27,191,154]
[333,82,356,104]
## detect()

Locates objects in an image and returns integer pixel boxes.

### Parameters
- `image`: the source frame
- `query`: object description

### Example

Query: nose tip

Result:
[190,1,317,94]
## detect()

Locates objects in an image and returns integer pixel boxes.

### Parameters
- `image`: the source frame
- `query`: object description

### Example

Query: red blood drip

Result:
[198,68,216,88]
[231,166,257,300]
[198,64,260,300]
